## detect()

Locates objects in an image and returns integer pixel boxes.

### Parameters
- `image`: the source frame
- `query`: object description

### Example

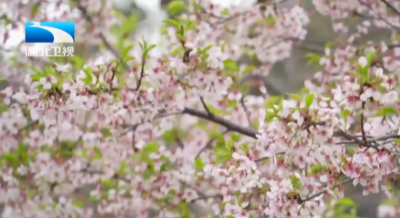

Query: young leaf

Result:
[238,144,250,154]
[167,0,186,16]
[194,157,204,170]
[121,45,133,60]
[241,66,255,75]
[305,93,315,108]
[342,109,351,121]
[290,175,302,189]
[225,139,233,152]
[223,59,239,71]
[375,107,398,116]
[101,128,112,138]
[143,142,158,153]
[337,197,355,206]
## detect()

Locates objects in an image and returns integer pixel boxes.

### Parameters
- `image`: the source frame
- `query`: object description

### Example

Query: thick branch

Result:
[182,107,258,139]
[381,0,400,18]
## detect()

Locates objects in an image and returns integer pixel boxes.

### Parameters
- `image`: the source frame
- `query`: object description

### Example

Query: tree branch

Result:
[381,0,400,18]
[240,96,253,130]
[135,60,146,91]
[75,2,129,70]
[200,97,212,116]
[194,129,229,159]
[182,107,258,139]
[298,178,353,203]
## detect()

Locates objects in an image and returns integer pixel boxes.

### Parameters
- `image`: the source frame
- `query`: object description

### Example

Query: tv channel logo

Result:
[25,21,75,43]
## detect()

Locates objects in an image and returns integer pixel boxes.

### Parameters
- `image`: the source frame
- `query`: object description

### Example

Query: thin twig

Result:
[175,135,185,149]
[299,178,353,203]
[240,96,253,129]
[135,61,146,91]
[15,121,39,136]
[254,151,286,163]
[190,194,223,203]
[194,129,229,159]
[75,2,129,70]
[131,124,140,152]
[360,101,367,142]
[200,97,212,116]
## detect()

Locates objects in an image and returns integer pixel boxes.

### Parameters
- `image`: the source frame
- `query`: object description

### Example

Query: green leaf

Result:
[162,130,176,144]
[287,93,301,101]
[72,199,84,208]
[143,142,158,153]
[147,44,156,52]
[375,107,398,116]
[213,141,233,163]
[160,162,169,172]
[349,71,358,77]
[202,44,213,54]
[304,93,315,108]
[194,157,204,170]
[238,144,250,154]
[123,56,135,63]
[305,53,320,66]
[325,43,333,49]
[30,2,41,17]
[207,105,225,116]
[93,147,102,159]
[266,16,276,25]
[241,66,255,75]
[210,131,225,144]
[0,77,6,82]
[223,59,239,71]
[225,139,233,152]
[121,45,133,60]
[214,147,232,157]
[366,50,376,67]
[220,8,230,16]
[393,139,400,146]
[80,67,93,85]
[167,0,186,16]
[290,175,302,189]
[100,128,112,138]
[165,17,181,27]
[102,179,113,189]
[215,154,232,163]
[69,56,85,69]
[337,197,355,206]
[342,109,351,122]
[118,160,128,173]
[230,133,240,142]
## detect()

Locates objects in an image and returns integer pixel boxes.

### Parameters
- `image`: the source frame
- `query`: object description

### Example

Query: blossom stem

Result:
[194,129,229,159]
[200,97,212,116]
[298,178,353,203]
[240,96,254,130]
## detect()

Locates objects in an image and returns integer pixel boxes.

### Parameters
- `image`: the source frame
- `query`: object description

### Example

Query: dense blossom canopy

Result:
[1,0,400,217]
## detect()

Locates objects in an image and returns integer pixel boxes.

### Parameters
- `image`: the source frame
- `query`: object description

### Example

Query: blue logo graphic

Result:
[25,22,75,43]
